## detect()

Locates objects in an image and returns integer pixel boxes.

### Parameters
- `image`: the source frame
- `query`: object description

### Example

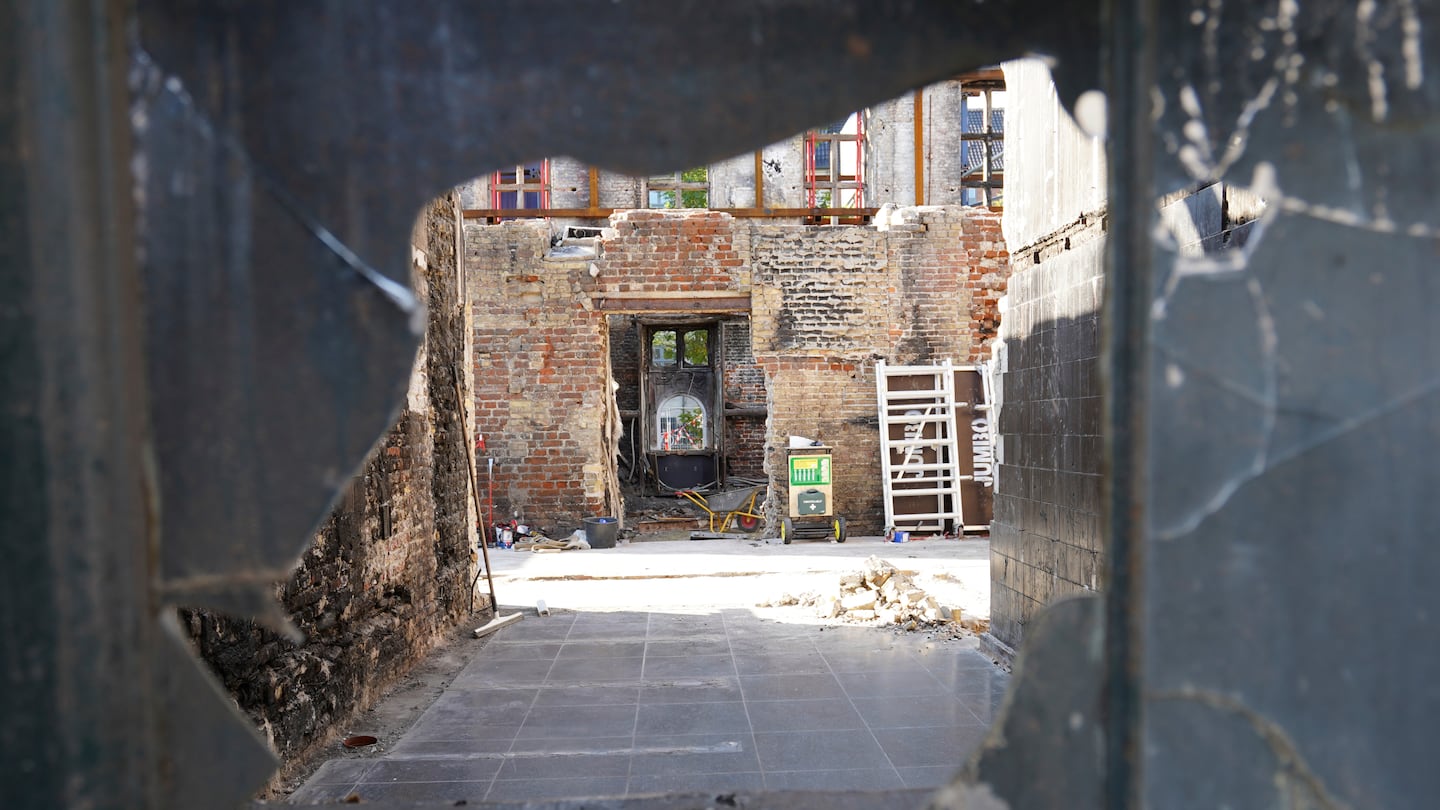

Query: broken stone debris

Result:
[830,556,949,627]
[756,556,984,633]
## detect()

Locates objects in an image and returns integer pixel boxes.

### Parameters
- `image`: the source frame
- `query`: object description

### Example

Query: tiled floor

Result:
[290,609,1007,804]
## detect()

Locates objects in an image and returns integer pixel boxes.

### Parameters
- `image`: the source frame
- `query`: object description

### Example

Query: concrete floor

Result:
[288,536,1004,805]
[484,533,991,619]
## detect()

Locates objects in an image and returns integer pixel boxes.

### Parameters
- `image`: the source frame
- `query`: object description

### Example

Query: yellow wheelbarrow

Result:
[676,485,766,533]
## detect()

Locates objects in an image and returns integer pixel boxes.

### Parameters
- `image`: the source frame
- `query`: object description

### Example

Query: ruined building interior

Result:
[5,2,1438,809]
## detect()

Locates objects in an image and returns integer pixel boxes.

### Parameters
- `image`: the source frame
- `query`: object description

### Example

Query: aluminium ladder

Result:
[875,359,970,534]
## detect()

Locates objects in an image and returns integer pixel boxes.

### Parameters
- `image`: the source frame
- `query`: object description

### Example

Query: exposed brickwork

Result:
[721,317,766,480]
[467,207,1010,536]
[184,194,477,768]
[467,220,617,530]
[595,210,752,294]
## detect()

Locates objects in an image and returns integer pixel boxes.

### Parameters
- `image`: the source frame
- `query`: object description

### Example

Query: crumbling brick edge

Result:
[978,632,1017,671]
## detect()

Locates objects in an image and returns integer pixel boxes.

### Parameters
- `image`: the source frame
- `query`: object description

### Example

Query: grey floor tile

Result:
[517,704,638,739]
[387,736,517,756]
[459,658,554,682]
[913,647,993,669]
[835,670,951,699]
[871,725,989,768]
[497,752,632,779]
[732,652,831,675]
[897,764,961,789]
[507,735,636,755]
[629,734,760,775]
[746,698,867,733]
[753,729,887,772]
[643,654,736,680]
[628,771,766,795]
[285,780,359,804]
[483,641,564,661]
[531,684,640,708]
[850,695,986,730]
[486,776,629,802]
[645,638,732,657]
[423,688,537,725]
[493,622,575,643]
[402,719,521,743]
[958,688,1008,725]
[348,780,490,802]
[636,701,751,735]
[303,758,373,784]
[640,679,743,704]
[361,757,503,784]
[763,768,906,791]
[740,673,847,702]
[648,617,726,638]
[547,656,645,683]
[821,649,924,673]
[928,664,1010,694]
[557,640,647,659]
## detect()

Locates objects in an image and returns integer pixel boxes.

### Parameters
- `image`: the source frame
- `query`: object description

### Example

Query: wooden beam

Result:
[753,150,764,208]
[913,89,925,206]
[588,166,600,208]
[596,295,751,313]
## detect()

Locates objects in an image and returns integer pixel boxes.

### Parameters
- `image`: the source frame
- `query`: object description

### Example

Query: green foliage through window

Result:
[683,330,709,367]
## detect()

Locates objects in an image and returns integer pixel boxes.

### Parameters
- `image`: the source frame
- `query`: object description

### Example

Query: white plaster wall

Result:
[1000,58,1107,251]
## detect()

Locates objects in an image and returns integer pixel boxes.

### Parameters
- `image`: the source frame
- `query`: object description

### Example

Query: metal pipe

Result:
[454,372,499,615]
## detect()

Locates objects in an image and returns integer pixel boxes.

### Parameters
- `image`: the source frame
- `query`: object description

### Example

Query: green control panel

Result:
[788,455,832,486]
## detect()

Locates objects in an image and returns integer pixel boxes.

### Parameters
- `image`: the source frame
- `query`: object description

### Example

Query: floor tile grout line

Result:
[485,622,561,802]
[624,611,652,796]
[821,639,907,788]
[722,610,768,789]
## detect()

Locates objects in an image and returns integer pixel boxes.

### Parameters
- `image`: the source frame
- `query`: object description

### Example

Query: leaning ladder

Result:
[875,359,967,533]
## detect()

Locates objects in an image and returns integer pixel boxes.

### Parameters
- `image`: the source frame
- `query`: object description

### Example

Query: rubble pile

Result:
[754,557,991,635]
[812,556,947,629]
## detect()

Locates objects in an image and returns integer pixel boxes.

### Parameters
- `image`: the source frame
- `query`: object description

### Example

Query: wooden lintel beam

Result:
[596,296,751,313]
[753,151,764,208]
[587,167,600,207]
[914,89,925,206]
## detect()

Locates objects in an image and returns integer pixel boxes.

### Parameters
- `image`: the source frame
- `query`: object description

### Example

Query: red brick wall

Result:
[467,221,614,533]
[960,210,1009,361]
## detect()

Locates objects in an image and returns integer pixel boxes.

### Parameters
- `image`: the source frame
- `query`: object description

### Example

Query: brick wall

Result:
[183,194,478,766]
[467,206,1009,536]
[467,220,617,531]
[721,317,767,479]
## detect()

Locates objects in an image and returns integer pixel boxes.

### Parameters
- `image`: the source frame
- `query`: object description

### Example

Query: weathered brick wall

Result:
[750,207,1007,534]
[467,220,616,531]
[183,194,477,767]
[468,207,1009,536]
[721,317,766,479]
[596,210,751,294]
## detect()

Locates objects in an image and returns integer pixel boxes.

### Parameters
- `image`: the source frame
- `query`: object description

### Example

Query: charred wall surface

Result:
[181,195,477,765]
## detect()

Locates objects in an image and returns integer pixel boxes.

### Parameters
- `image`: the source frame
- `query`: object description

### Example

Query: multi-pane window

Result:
[491,160,549,212]
[804,114,864,209]
[646,168,708,208]
[961,87,1005,206]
